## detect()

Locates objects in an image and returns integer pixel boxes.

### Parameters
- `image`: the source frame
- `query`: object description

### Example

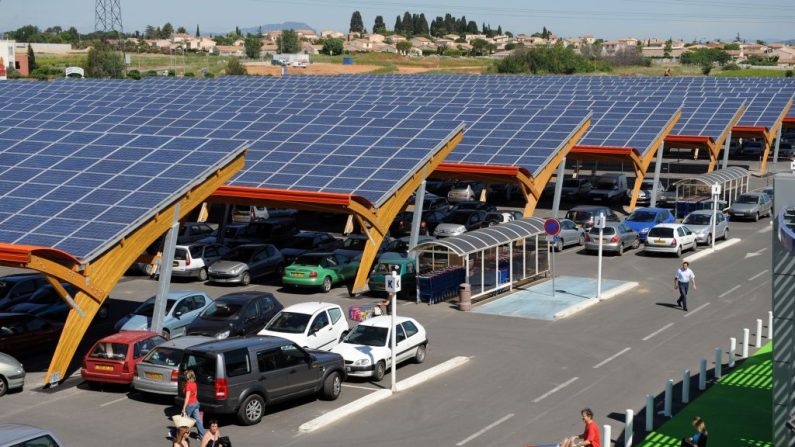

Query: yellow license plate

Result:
[290,272,303,277]
[95,365,113,371]
[145,372,163,380]
[655,239,665,244]
[172,261,179,267]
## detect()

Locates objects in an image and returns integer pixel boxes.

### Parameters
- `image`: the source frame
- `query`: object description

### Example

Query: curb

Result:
[299,356,470,433]
[553,281,639,319]
[599,281,639,301]
[683,238,742,264]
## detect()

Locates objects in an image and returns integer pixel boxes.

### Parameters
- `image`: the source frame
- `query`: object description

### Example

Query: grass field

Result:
[640,342,772,447]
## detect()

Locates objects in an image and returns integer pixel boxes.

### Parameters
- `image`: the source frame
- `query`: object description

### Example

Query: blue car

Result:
[624,208,676,241]
[114,291,213,339]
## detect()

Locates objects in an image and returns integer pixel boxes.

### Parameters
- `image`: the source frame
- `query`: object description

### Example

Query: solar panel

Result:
[670,97,745,141]
[578,100,681,156]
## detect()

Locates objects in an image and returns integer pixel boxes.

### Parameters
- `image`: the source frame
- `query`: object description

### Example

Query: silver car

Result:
[552,219,585,252]
[584,223,640,255]
[0,352,24,396]
[132,336,213,395]
[0,424,63,446]
[728,192,773,221]
[114,291,212,339]
[682,210,730,244]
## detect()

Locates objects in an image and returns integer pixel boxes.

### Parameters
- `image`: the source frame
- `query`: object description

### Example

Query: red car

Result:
[81,331,167,386]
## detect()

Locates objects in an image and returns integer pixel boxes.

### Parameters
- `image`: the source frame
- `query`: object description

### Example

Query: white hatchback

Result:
[258,302,349,351]
[331,316,427,381]
[644,223,698,256]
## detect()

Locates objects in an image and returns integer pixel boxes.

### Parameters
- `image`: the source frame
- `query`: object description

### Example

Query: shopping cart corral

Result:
[411,217,551,304]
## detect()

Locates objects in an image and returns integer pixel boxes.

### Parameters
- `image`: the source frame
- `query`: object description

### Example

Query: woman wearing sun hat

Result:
[171,414,195,447]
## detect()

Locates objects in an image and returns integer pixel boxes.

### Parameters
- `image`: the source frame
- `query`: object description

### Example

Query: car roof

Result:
[0,273,43,282]
[569,205,609,211]
[0,424,58,444]
[0,312,41,320]
[234,243,269,249]
[358,315,416,328]
[292,231,328,238]
[186,335,290,354]
[216,292,274,304]
[687,210,717,216]
[97,330,158,344]
[630,207,667,213]
[156,335,215,350]
[280,302,340,315]
[298,252,335,257]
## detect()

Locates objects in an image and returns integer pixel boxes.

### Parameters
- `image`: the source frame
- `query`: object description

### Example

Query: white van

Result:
[230,205,269,223]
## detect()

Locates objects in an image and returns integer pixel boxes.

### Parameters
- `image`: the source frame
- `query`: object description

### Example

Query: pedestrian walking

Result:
[674,261,696,311]
[181,370,206,439]
[560,408,601,447]
[171,414,195,447]
[680,416,708,446]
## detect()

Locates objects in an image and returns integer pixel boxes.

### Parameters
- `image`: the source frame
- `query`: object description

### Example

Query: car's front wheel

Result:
[321,371,342,400]
[238,394,265,425]
[414,344,427,364]
[676,245,682,257]
[321,276,332,293]
[240,271,251,287]
[373,361,386,382]
[617,243,624,256]
[754,212,760,222]
[0,375,7,397]
[198,268,208,282]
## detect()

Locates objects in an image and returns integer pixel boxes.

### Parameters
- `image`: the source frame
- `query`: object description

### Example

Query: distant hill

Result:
[241,22,316,35]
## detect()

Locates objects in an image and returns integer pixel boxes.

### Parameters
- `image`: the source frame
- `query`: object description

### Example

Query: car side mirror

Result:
[174,311,182,318]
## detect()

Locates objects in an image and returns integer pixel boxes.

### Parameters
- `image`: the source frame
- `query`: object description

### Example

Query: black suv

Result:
[0,274,49,311]
[186,292,282,339]
[177,337,345,425]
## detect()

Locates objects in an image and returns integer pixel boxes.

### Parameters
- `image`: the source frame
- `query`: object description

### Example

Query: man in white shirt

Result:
[675,261,696,311]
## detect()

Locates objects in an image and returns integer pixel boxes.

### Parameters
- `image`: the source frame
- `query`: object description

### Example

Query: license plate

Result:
[95,365,113,371]
[145,372,163,380]
[172,261,179,267]
[655,239,665,244]
[603,238,611,242]
[290,271,303,277]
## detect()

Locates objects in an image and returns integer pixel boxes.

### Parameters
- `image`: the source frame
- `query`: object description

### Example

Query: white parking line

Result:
[342,384,380,391]
[683,302,710,317]
[455,413,515,446]
[757,227,771,234]
[532,377,579,403]
[593,347,631,369]
[99,396,128,407]
[719,285,742,298]
[748,270,769,281]
[642,323,674,341]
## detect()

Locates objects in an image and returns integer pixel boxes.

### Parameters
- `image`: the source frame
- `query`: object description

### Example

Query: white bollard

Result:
[756,319,763,347]
[743,328,750,357]
[729,337,736,368]
[646,394,654,431]
[664,379,673,417]
[769,311,774,340]
[682,369,690,403]
[714,347,722,380]
[625,409,634,447]
[603,424,612,447]
[699,358,707,390]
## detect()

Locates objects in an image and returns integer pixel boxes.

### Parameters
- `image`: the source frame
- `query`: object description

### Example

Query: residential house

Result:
[295,29,318,41]
[387,35,406,44]
[368,34,386,44]
[410,36,435,50]
[321,30,344,39]
[443,34,460,41]
[300,41,319,54]
[771,46,795,65]
[232,39,245,47]
[580,35,596,45]
[213,45,244,56]
[464,34,487,42]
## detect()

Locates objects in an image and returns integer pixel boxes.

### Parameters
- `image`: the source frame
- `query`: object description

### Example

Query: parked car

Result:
[774,142,794,160]
[186,292,283,339]
[252,217,299,244]
[172,243,231,281]
[424,180,457,197]
[583,223,640,255]
[450,201,497,213]
[200,223,259,247]
[656,184,678,208]
[207,244,284,286]
[433,210,487,237]
[368,256,417,299]
[258,302,349,351]
[762,186,776,212]
[561,177,594,199]
[177,222,215,245]
[627,180,666,206]
[488,183,522,200]
[7,282,109,322]
[727,192,773,221]
[331,316,427,382]
[552,219,586,252]
[390,209,450,237]
[114,291,213,339]
[623,208,676,241]
[176,336,346,425]
[407,193,450,213]
[447,181,484,203]
[0,424,64,446]
[380,236,436,258]
[682,210,730,245]
[230,205,269,223]
[644,223,698,256]
[282,253,360,293]
[587,173,628,204]
[741,140,764,156]
[564,205,620,228]
[132,335,213,395]
[333,235,370,260]
[0,274,48,311]
[81,331,167,386]
[0,313,64,357]
[0,352,25,397]
[278,231,340,265]
[483,211,521,227]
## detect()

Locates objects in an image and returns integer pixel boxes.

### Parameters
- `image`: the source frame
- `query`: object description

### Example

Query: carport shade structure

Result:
[567,100,683,210]
[672,166,750,208]
[0,131,247,386]
[412,217,546,257]
[730,91,793,174]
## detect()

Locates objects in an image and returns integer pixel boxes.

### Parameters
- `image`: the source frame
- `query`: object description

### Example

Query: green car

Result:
[367,255,417,299]
[282,253,360,293]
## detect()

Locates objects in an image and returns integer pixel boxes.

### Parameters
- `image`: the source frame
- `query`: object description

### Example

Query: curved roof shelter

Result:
[673,166,750,187]
[412,217,546,256]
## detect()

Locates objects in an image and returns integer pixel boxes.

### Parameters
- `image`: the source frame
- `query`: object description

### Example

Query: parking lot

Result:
[0,158,780,445]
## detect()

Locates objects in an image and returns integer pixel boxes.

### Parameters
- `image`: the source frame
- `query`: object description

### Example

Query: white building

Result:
[0,40,17,80]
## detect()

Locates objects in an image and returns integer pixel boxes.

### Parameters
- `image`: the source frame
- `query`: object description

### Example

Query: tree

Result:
[469,39,495,56]
[663,38,673,58]
[416,14,429,36]
[680,48,731,67]
[322,38,344,55]
[402,11,413,36]
[244,35,261,58]
[85,42,124,78]
[396,40,413,55]
[493,43,600,74]
[144,25,156,39]
[723,43,740,50]
[27,44,37,71]
[162,22,174,38]
[497,26,502,36]
[225,57,247,75]
[176,26,187,34]
[394,16,403,34]
[276,29,301,53]
[196,25,201,37]
[350,11,365,33]
[373,15,387,34]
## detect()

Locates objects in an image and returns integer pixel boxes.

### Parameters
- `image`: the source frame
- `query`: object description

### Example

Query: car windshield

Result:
[373,263,401,274]
[641,181,655,190]
[134,298,176,317]
[28,287,61,304]
[0,281,13,299]
[265,311,311,334]
[295,255,324,266]
[565,211,592,221]
[446,211,473,225]
[90,342,128,360]
[343,325,388,347]
[342,238,367,250]
[588,227,615,235]
[627,211,657,223]
[285,237,316,250]
[648,227,674,238]
[683,214,711,225]
[143,346,183,367]
[735,195,758,204]
[562,179,581,187]
[200,301,242,320]
[222,247,255,262]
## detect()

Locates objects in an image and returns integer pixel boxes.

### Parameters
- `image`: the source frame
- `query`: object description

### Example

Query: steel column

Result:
[151,204,179,335]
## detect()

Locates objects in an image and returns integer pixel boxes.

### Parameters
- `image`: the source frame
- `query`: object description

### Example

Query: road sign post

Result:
[386,271,401,392]
[544,218,561,298]
[711,183,721,251]
[595,212,606,299]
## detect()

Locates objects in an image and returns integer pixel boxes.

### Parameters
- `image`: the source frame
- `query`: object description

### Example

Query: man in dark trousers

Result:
[675,261,696,311]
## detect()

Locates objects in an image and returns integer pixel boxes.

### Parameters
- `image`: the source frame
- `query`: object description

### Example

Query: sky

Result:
[1,0,793,42]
